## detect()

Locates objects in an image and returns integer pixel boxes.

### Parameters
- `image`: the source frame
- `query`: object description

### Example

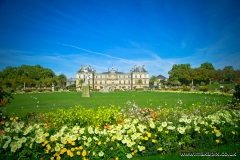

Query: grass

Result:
[3,91,231,117]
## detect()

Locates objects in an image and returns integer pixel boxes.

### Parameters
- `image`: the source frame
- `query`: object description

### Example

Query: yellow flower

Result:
[152,139,156,143]
[232,131,235,135]
[216,139,220,143]
[110,147,113,150]
[60,148,67,154]
[10,117,13,121]
[15,117,19,120]
[144,137,148,141]
[63,141,67,145]
[68,140,73,144]
[56,156,61,160]
[77,151,81,155]
[98,141,101,145]
[165,130,169,134]
[71,141,75,146]
[46,144,51,150]
[116,158,119,160]
[50,157,54,160]
[44,123,48,127]
[82,150,87,156]
[71,148,75,151]
[132,152,135,155]
[45,133,49,137]
[147,132,151,138]
[157,147,163,151]
[104,142,106,145]
[79,146,83,150]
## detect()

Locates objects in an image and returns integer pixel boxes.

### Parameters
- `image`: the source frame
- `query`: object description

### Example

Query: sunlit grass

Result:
[4,91,230,117]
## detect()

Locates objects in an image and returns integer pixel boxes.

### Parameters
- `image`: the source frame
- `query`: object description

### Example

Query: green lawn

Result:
[3,91,231,117]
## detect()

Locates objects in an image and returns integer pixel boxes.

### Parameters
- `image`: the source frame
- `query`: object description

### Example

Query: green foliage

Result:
[0,85,14,109]
[58,74,67,89]
[182,86,191,91]
[226,83,240,109]
[222,86,230,93]
[0,64,57,89]
[44,106,121,129]
[199,86,209,92]
[233,83,240,99]
[200,82,205,86]
[200,62,215,70]
[1,104,239,159]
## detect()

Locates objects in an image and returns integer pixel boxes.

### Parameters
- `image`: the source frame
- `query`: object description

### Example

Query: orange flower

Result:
[105,124,111,129]
[117,121,122,125]
[0,130,5,134]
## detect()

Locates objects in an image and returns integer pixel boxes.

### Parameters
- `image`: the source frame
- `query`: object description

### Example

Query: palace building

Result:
[76,65,149,90]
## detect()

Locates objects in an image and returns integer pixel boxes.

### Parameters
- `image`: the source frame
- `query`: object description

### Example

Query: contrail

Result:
[61,43,124,60]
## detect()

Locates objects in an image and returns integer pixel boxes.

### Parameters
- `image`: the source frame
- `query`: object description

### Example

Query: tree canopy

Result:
[0,64,67,89]
[168,63,240,85]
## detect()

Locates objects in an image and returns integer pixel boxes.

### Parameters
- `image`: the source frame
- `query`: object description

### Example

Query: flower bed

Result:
[0,105,239,159]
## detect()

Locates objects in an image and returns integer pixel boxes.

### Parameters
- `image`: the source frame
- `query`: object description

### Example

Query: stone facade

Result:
[76,65,149,90]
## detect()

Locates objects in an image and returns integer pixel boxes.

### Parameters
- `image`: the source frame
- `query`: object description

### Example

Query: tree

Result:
[223,66,234,70]
[0,85,14,116]
[168,64,191,85]
[79,79,84,87]
[200,62,215,70]
[58,74,67,89]
[149,76,158,86]
[0,64,57,89]
[137,79,143,87]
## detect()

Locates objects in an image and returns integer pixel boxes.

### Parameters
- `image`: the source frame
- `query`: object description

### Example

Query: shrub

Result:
[24,89,33,92]
[91,89,99,92]
[233,83,240,99]
[200,82,205,86]
[222,86,230,93]
[44,89,52,92]
[38,89,44,92]
[0,85,14,109]
[171,87,178,91]
[164,88,169,91]
[136,88,143,91]
[199,86,209,92]
[69,89,77,92]
[183,86,191,91]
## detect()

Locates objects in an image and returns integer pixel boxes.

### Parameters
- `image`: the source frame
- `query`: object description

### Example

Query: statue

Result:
[83,68,90,85]
[81,66,90,97]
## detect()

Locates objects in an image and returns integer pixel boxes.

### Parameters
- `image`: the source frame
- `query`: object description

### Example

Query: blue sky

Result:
[0,0,240,79]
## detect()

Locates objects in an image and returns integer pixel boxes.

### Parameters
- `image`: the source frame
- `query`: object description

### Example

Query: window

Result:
[100,81,102,84]
[124,80,125,84]
[119,81,121,84]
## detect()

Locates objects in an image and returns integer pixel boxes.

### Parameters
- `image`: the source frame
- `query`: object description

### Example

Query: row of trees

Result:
[167,63,240,86]
[0,65,67,89]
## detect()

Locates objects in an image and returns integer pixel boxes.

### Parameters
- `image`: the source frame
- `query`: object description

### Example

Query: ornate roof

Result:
[102,67,124,74]
[77,65,95,73]
[156,74,167,79]
[130,65,147,72]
